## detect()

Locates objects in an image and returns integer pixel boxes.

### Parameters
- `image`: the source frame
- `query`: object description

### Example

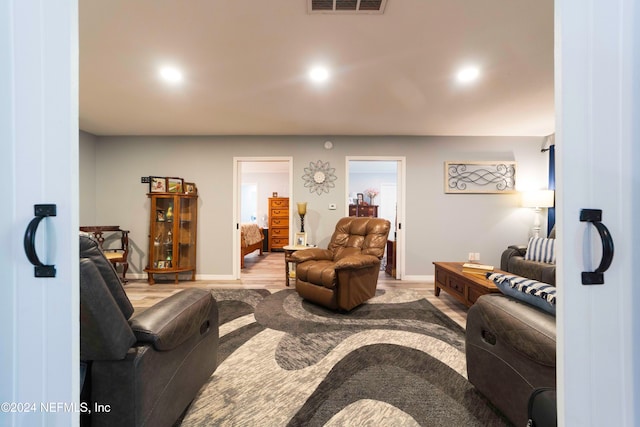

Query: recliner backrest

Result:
[80,234,134,319]
[327,217,390,261]
[80,258,137,360]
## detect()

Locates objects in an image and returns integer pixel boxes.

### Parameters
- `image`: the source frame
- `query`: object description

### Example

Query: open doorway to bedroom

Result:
[233,157,293,279]
[346,157,406,280]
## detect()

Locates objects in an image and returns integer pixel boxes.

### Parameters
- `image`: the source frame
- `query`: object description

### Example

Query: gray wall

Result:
[83,135,549,278]
[79,130,97,225]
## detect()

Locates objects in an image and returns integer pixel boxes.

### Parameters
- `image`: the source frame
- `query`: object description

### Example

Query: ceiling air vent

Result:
[308,0,387,14]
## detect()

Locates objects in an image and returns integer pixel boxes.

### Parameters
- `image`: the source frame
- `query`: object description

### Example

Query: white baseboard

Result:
[400,275,434,283]
[196,274,236,281]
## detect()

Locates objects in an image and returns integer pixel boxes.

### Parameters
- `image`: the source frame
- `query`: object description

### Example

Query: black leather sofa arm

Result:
[129,288,215,351]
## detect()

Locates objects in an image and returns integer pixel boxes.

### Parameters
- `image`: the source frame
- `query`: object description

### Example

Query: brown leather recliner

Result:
[291,217,390,311]
[80,235,219,427]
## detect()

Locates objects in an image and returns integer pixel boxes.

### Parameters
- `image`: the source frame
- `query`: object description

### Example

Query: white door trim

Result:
[232,157,293,279]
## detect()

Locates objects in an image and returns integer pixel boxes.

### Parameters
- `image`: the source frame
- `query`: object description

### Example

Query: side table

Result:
[283,245,308,287]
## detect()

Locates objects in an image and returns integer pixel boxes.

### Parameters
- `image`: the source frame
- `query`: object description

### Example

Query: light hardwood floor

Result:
[124,251,469,327]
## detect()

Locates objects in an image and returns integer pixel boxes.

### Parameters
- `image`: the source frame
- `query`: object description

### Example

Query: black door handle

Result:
[580,209,614,285]
[23,204,57,277]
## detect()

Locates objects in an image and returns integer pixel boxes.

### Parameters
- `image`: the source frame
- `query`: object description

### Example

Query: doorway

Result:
[233,157,293,279]
[346,156,406,279]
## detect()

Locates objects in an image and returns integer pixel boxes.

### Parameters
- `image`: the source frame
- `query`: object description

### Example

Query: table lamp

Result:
[521,190,555,237]
[297,202,307,232]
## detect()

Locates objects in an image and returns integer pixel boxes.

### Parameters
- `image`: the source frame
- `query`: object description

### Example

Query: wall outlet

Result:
[141,176,150,183]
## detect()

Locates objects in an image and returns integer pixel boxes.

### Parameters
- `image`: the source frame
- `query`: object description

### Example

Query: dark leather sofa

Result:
[466,294,555,426]
[466,230,557,426]
[80,235,219,427]
[500,228,556,285]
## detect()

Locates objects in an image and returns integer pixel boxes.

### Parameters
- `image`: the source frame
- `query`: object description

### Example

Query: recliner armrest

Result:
[334,254,379,270]
[129,288,215,351]
[291,248,333,263]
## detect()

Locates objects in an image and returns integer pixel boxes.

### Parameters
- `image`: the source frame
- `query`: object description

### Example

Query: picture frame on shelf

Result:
[294,232,307,247]
[357,193,364,205]
[167,177,184,193]
[156,209,165,222]
[150,176,167,193]
[184,182,197,194]
[157,260,166,269]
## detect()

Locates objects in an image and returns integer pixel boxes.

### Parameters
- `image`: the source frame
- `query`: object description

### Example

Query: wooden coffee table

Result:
[432,262,503,307]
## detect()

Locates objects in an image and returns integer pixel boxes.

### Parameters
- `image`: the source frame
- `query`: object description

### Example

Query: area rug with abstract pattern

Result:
[178,288,510,426]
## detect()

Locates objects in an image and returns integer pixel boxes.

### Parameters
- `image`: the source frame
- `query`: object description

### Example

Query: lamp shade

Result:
[297,202,307,215]
[521,190,555,208]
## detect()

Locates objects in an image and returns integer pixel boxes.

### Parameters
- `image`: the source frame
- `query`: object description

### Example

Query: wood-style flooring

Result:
[123,251,469,327]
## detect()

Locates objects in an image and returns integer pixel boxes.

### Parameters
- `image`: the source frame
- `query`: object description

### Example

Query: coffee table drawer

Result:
[447,276,466,298]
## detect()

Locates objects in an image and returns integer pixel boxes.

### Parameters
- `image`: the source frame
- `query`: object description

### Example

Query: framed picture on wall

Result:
[444,161,516,194]
[150,176,167,193]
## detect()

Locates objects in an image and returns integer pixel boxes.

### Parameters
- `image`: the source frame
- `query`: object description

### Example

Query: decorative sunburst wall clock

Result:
[302,160,337,195]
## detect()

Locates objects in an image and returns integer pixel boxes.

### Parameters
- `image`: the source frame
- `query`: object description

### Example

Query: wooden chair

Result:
[80,226,130,282]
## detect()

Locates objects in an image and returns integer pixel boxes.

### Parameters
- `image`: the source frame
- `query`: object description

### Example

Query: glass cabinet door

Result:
[178,196,197,268]
[152,195,175,269]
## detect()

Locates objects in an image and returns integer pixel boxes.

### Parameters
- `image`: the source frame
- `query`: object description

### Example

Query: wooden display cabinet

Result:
[144,192,198,285]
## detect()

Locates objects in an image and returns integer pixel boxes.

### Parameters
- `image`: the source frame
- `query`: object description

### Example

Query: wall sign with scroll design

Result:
[445,161,516,193]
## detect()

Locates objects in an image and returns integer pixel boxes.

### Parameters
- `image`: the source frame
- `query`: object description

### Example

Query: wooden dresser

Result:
[349,204,378,217]
[268,197,289,251]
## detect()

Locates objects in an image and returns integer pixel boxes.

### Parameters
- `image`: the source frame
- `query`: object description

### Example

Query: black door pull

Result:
[23,204,57,277]
[580,209,614,285]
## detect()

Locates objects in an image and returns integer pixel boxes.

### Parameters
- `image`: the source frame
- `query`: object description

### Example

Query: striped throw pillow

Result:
[524,237,556,264]
[487,272,557,315]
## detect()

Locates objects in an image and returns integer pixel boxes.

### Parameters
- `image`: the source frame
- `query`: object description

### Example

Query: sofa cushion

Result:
[524,237,556,264]
[487,272,556,315]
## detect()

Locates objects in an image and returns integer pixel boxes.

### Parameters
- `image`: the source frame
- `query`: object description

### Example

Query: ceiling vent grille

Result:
[308,0,387,14]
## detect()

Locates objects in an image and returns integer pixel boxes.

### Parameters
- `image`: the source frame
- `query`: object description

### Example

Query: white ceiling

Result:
[79,0,554,137]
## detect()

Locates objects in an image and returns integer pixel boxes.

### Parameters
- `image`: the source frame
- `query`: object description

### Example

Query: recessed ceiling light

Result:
[456,66,480,84]
[159,66,183,84]
[308,66,330,84]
